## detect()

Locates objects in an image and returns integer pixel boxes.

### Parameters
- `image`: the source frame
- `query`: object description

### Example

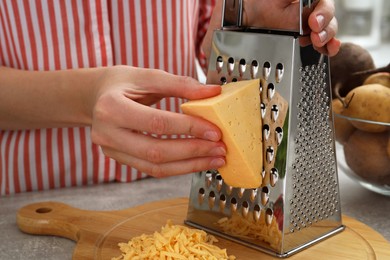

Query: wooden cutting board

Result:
[17,198,390,259]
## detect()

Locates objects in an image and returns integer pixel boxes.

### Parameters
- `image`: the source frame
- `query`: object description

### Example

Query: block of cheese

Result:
[181,79,263,188]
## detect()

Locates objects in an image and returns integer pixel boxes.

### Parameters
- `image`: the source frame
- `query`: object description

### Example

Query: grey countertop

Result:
[1,166,389,260]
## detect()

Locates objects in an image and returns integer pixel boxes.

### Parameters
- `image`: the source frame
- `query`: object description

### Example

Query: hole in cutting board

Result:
[36,207,52,214]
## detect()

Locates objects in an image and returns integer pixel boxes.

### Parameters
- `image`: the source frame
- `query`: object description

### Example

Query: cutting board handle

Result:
[17,201,85,241]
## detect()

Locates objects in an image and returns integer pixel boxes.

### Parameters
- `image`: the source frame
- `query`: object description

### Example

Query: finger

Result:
[299,35,312,47]
[310,17,338,48]
[103,147,226,178]
[94,91,223,140]
[98,127,226,164]
[325,37,341,57]
[134,69,222,100]
[308,0,335,33]
[299,36,340,56]
[118,99,223,140]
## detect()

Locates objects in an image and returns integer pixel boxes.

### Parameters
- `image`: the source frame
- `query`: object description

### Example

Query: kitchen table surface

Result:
[1,166,389,259]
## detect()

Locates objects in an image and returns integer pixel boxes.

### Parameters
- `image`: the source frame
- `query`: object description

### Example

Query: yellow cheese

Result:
[181,79,262,188]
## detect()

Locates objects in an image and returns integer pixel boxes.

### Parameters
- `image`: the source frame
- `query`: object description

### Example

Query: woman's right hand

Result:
[90,65,226,177]
[0,65,226,177]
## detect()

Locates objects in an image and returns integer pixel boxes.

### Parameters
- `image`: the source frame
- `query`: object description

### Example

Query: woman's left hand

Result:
[203,0,340,59]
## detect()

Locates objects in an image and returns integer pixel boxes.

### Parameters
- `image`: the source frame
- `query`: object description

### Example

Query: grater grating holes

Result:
[251,60,259,78]
[239,58,246,76]
[263,61,271,80]
[209,191,216,209]
[220,76,227,84]
[213,56,280,85]
[275,63,284,83]
[219,194,227,212]
[242,200,250,217]
[289,63,338,233]
[195,170,270,221]
[216,56,223,73]
[227,57,235,75]
[261,186,270,205]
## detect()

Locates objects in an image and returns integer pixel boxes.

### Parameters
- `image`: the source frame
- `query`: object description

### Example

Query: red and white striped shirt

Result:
[0,0,215,195]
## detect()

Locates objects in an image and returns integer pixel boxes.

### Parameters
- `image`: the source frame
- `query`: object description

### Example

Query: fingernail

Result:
[210,146,226,156]
[318,30,327,43]
[204,131,219,141]
[316,15,325,29]
[210,158,225,169]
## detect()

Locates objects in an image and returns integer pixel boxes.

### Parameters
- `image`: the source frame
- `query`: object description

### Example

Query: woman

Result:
[0,0,339,195]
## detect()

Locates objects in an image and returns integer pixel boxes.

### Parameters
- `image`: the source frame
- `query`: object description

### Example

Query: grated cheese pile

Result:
[217,213,282,250]
[112,220,236,260]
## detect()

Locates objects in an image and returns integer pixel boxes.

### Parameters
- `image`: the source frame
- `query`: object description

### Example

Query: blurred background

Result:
[335,0,390,67]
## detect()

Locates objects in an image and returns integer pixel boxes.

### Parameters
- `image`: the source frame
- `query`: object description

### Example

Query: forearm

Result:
[0,66,105,130]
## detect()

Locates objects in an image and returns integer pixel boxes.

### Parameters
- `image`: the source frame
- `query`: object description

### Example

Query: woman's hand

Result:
[243,0,340,56]
[91,66,226,177]
[203,0,340,59]
[0,65,226,178]
[304,0,341,57]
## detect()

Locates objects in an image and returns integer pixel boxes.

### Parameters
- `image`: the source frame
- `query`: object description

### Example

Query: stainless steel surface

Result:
[186,2,343,255]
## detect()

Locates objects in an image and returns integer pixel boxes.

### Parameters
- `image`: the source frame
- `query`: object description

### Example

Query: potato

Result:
[331,99,355,144]
[344,130,390,182]
[341,84,390,132]
[363,72,390,88]
[330,42,375,97]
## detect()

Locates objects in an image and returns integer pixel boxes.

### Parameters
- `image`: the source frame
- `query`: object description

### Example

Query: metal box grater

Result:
[185,0,345,257]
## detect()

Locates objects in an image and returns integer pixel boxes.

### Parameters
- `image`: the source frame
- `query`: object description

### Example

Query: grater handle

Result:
[300,0,320,35]
[221,0,319,35]
[222,0,243,28]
